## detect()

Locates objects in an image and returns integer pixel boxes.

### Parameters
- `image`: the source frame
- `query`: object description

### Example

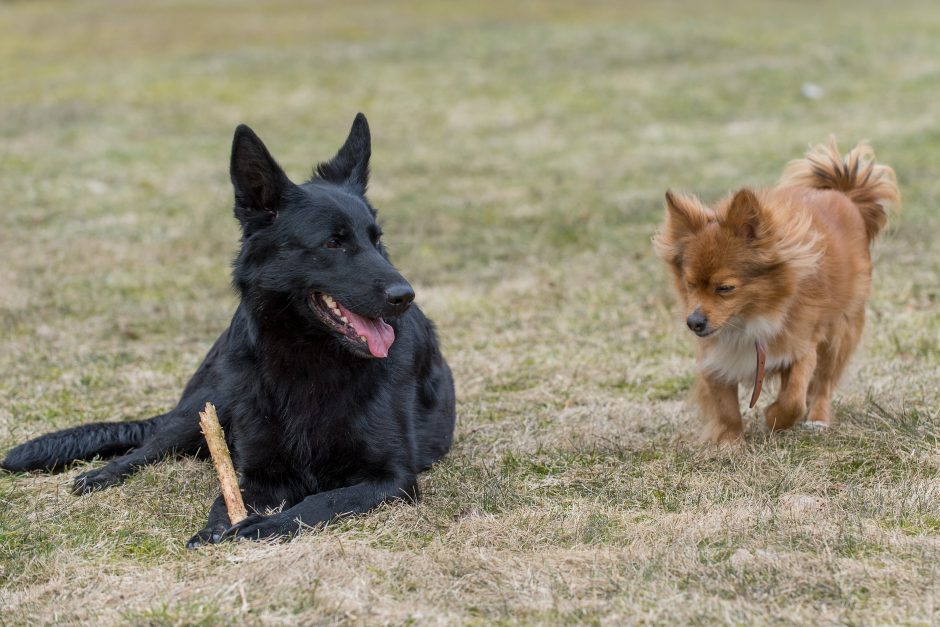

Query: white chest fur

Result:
[698,317,790,384]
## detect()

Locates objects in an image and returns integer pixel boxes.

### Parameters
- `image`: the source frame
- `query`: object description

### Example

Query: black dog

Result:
[1,114,456,546]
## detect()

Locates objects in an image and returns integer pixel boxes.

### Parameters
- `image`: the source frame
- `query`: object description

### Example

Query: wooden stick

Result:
[198,402,247,524]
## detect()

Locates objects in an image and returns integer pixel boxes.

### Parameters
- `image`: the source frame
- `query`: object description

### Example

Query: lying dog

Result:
[2,114,457,545]
[654,139,899,443]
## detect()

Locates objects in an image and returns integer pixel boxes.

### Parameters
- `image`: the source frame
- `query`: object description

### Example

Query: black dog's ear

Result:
[313,113,371,193]
[231,125,293,232]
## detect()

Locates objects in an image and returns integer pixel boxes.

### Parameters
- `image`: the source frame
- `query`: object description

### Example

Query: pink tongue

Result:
[339,304,395,358]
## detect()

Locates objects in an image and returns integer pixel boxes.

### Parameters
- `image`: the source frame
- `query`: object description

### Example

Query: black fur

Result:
[1,114,456,546]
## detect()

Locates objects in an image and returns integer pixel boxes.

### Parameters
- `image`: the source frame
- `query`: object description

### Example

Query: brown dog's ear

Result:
[654,191,709,266]
[725,188,762,239]
[664,190,709,236]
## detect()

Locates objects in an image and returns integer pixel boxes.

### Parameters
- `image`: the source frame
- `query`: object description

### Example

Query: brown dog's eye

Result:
[323,238,342,249]
[716,285,735,294]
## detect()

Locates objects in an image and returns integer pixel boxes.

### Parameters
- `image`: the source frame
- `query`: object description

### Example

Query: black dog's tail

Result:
[1,418,156,472]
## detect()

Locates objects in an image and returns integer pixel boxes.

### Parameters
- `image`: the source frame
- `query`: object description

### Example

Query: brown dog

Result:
[654,139,899,443]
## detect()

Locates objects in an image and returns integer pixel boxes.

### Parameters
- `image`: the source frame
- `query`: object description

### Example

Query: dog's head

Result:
[229,114,413,359]
[653,188,800,338]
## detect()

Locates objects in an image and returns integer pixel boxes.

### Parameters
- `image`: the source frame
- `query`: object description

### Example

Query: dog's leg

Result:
[186,474,299,548]
[72,406,207,494]
[697,374,742,444]
[807,313,864,427]
[806,343,836,427]
[220,476,419,542]
[765,350,818,431]
[185,495,232,548]
[71,440,170,494]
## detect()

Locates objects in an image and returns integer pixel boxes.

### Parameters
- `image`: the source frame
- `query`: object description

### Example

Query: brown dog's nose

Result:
[686,308,708,336]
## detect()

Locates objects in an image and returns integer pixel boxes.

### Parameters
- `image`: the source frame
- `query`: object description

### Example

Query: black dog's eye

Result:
[716,285,736,294]
[323,237,342,249]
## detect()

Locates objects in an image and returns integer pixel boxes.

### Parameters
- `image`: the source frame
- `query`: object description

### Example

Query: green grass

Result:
[1,0,939,624]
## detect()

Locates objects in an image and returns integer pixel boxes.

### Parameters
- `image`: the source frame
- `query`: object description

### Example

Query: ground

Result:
[1,0,938,624]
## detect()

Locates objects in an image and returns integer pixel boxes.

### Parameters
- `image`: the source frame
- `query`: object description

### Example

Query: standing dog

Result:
[2,114,457,545]
[654,139,899,443]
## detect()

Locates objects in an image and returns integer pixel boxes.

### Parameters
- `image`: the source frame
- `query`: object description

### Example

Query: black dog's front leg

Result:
[73,400,215,494]
[222,477,418,542]
[186,475,297,548]
[185,495,232,548]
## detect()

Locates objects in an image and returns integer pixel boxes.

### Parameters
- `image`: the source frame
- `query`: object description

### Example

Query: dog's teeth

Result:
[340,316,349,323]
[359,335,367,343]
[323,295,334,306]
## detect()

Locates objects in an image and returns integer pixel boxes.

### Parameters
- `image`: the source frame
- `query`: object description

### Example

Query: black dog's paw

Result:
[220,513,296,543]
[72,466,125,495]
[186,523,228,549]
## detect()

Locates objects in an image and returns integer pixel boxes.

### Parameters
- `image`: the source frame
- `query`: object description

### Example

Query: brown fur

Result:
[653,138,899,443]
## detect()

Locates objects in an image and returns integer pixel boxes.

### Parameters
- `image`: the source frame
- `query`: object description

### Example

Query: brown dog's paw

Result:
[806,404,832,427]
[710,425,743,446]
[764,400,805,432]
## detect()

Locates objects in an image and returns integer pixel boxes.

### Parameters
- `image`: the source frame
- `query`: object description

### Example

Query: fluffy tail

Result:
[779,136,900,242]
[1,418,155,472]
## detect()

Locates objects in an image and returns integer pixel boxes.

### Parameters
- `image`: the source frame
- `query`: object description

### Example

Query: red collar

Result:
[749,341,766,408]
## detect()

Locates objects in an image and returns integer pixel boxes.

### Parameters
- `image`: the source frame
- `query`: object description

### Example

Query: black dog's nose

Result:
[385,283,415,314]
[686,309,708,335]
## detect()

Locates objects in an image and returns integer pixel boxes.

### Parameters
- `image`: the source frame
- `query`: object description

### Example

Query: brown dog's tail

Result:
[779,136,900,242]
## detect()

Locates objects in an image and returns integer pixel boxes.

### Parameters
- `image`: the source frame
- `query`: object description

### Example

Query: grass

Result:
[1,0,939,623]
